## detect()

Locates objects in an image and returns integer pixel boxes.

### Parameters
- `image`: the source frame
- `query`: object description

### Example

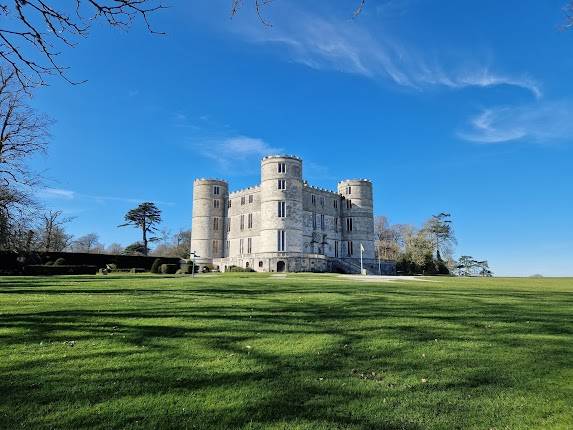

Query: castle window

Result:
[247,238,252,254]
[346,199,352,209]
[213,199,220,209]
[347,241,354,256]
[214,186,220,195]
[311,194,316,206]
[240,214,245,230]
[228,200,232,208]
[248,213,253,228]
[212,240,219,254]
[334,217,338,232]
[320,196,324,207]
[334,240,339,258]
[346,186,351,194]
[227,219,231,232]
[312,213,317,229]
[249,194,253,204]
[346,218,353,232]
[334,200,338,209]
[277,230,286,251]
[240,239,244,254]
[321,214,325,230]
[241,196,245,205]
[278,179,286,190]
[278,201,286,218]
[213,218,219,231]
[259,261,263,268]
[278,162,286,173]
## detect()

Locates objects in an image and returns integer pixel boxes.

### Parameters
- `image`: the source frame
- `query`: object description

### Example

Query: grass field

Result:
[0,274,572,429]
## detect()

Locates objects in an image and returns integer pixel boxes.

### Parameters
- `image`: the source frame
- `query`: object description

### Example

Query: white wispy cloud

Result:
[41,188,76,199]
[195,135,283,173]
[232,6,541,98]
[457,101,573,143]
[39,188,174,205]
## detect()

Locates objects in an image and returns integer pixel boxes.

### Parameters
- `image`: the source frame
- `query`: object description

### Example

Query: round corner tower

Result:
[260,155,304,254]
[337,179,375,259]
[191,178,228,264]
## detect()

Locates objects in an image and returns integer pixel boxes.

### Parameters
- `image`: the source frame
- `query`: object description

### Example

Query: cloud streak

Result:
[233,7,541,98]
[457,101,573,143]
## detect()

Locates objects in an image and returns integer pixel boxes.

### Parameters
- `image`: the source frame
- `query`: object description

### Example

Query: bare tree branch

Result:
[0,1,166,90]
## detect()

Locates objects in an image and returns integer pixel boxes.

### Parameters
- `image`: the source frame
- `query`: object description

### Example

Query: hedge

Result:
[23,265,98,276]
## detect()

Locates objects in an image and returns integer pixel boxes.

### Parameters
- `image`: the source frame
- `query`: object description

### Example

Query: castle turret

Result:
[337,179,375,259]
[191,179,228,264]
[259,155,304,256]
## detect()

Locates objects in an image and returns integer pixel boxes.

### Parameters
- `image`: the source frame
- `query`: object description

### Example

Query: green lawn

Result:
[0,274,572,429]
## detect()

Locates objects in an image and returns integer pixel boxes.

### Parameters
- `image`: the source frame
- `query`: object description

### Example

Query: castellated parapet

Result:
[190,156,391,274]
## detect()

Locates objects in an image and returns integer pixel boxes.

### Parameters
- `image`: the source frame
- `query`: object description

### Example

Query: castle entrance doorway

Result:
[277,261,286,272]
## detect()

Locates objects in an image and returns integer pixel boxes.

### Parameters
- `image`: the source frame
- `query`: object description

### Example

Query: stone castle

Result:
[191,155,392,274]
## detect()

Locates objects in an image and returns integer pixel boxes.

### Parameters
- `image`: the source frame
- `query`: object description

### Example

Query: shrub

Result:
[107,263,118,271]
[24,265,98,276]
[150,258,163,274]
[160,263,178,274]
[45,260,54,266]
[54,258,67,266]
[227,265,255,273]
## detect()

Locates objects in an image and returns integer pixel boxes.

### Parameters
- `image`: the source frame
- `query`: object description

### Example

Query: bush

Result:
[160,263,178,274]
[150,258,163,274]
[227,265,255,273]
[24,265,98,276]
[54,258,67,266]
[45,260,54,266]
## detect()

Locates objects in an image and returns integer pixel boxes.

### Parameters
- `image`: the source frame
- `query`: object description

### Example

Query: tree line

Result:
[374,213,492,277]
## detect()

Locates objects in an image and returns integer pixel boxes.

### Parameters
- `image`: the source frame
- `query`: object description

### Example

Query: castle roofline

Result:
[261,154,302,162]
[194,178,228,184]
[337,178,372,184]
[229,185,261,196]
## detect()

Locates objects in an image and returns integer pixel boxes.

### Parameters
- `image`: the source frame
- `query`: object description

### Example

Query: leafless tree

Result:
[38,210,73,251]
[106,242,124,255]
[0,184,36,249]
[0,68,51,189]
[0,1,166,90]
[71,233,103,253]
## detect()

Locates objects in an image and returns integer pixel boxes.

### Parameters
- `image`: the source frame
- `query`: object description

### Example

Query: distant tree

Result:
[0,1,165,90]
[423,213,456,261]
[71,233,102,253]
[123,242,147,256]
[119,202,162,256]
[106,243,124,255]
[374,216,400,261]
[151,228,192,258]
[38,210,73,251]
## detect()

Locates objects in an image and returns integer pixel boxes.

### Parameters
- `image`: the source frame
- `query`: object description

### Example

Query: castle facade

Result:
[191,155,390,274]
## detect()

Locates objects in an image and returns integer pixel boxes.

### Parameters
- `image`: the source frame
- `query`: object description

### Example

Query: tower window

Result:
[347,241,354,256]
[248,213,253,228]
[346,199,352,209]
[321,214,325,230]
[247,237,252,254]
[227,219,231,232]
[346,186,351,194]
[226,240,230,255]
[212,240,219,254]
[346,218,353,232]
[278,201,286,218]
[241,196,245,205]
[213,199,220,209]
[213,218,219,231]
[277,230,286,251]
[311,194,316,206]
[334,240,339,258]
[240,238,244,254]
[228,200,232,208]
[249,194,253,204]
[312,213,317,229]
[278,162,286,173]
[278,179,286,190]
[334,217,338,232]
[240,214,245,230]
[320,196,324,207]
[214,186,220,195]
[334,199,338,209]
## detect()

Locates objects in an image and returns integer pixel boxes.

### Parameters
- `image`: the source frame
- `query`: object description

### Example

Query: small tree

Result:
[423,213,456,261]
[122,242,147,256]
[72,233,102,253]
[119,202,162,256]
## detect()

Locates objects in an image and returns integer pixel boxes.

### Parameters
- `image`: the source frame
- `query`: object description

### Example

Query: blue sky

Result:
[29,0,573,276]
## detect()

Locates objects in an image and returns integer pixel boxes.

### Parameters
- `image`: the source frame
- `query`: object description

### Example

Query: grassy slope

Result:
[0,274,572,429]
